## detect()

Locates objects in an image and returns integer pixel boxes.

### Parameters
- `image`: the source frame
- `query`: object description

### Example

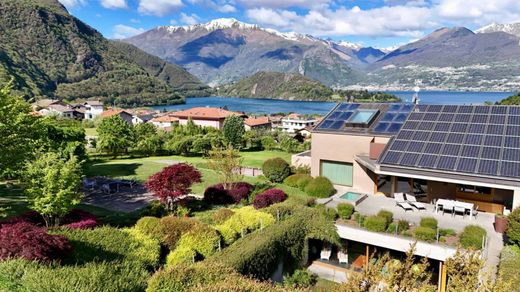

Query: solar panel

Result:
[372,103,413,135]
[478,160,499,175]
[437,156,457,170]
[386,123,404,133]
[481,147,501,160]
[442,144,461,156]
[457,158,478,172]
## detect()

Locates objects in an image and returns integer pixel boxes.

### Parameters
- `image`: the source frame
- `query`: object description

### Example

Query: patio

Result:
[325,194,504,275]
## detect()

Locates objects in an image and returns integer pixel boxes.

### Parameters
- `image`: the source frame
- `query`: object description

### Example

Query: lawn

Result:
[84,127,98,136]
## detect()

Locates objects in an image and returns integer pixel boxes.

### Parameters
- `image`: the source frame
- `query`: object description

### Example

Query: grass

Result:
[0,183,30,218]
[84,127,98,136]
[313,278,340,291]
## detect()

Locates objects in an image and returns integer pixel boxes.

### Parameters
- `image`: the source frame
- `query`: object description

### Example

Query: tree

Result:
[0,82,42,178]
[22,152,83,227]
[97,115,133,157]
[144,163,202,211]
[206,145,243,190]
[222,115,245,148]
[134,123,162,156]
[506,207,520,246]
[444,249,484,291]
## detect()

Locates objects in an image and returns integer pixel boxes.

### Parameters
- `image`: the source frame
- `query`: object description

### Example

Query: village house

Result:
[170,107,245,130]
[101,109,134,124]
[84,100,104,120]
[244,116,271,131]
[281,113,318,133]
[150,115,180,128]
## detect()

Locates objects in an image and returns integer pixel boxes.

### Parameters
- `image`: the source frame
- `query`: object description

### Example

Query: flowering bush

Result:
[203,182,253,205]
[253,189,288,209]
[0,222,72,262]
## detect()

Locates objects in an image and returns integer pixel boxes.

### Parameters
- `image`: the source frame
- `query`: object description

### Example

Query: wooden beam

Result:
[365,245,369,267]
[440,261,447,292]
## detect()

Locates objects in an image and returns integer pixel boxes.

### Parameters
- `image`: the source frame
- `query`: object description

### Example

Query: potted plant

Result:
[495,213,508,233]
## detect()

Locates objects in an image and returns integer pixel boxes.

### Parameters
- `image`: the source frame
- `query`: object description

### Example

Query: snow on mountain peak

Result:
[336,41,363,50]
[161,18,258,33]
[476,22,520,37]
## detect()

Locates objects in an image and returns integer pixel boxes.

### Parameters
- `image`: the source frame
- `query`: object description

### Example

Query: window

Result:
[320,161,353,186]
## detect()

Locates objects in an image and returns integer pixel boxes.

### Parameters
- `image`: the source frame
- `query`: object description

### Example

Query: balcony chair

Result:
[320,249,331,261]
[405,194,426,211]
[338,250,348,265]
[394,193,414,212]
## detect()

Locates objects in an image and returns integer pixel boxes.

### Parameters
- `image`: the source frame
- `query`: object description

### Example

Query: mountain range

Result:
[125,18,520,91]
[0,0,208,106]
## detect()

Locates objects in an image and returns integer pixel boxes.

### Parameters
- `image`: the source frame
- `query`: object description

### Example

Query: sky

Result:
[59,0,520,49]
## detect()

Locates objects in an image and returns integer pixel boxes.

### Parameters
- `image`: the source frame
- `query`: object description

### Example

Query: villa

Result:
[170,107,245,130]
[244,116,271,131]
[303,103,520,290]
[281,113,318,133]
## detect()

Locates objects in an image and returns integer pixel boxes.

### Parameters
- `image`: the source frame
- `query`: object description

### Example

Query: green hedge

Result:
[215,206,275,245]
[297,176,313,191]
[0,259,149,292]
[284,174,310,188]
[134,216,164,242]
[262,158,292,183]
[337,203,354,219]
[160,216,199,249]
[166,224,220,265]
[414,226,436,242]
[496,245,520,289]
[210,207,339,280]
[507,207,520,245]
[377,210,393,225]
[363,216,387,232]
[212,208,235,224]
[53,226,160,268]
[460,225,486,249]
[420,217,438,229]
[304,177,335,198]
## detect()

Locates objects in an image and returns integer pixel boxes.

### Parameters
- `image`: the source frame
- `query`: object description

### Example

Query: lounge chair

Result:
[320,249,331,261]
[394,193,414,212]
[405,194,426,211]
[338,250,348,264]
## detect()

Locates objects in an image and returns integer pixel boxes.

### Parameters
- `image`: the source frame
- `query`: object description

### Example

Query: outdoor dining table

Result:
[435,199,474,220]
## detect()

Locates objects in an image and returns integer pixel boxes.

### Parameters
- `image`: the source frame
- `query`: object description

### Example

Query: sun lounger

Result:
[320,249,331,261]
[405,194,426,210]
[394,193,414,211]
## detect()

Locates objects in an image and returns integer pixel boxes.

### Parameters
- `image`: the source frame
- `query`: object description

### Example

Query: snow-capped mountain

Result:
[476,22,520,38]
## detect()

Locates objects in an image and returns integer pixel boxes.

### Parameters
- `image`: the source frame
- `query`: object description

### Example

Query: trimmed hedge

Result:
[496,245,520,289]
[215,206,275,245]
[212,208,235,224]
[135,216,164,242]
[420,217,438,229]
[304,176,335,198]
[253,189,288,209]
[297,176,313,191]
[0,259,148,292]
[284,174,311,188]
[0,222,72,263]
[337,203,355,219]
[460,225,486,249]
[398,220,410,232]
[414,226,436,242]
[160,216,199,249]
[166,224,220,265]
[363,216,387,232]
[377,210,393,225]
[262,158,292,183]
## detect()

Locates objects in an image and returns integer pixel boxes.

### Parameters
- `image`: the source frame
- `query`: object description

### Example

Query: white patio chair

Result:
[320,249,331,261]
[394,193,414,212]
[454,205,466,218]
[466,205,479,219]
[405,194,426,211]
[338,250,348,264]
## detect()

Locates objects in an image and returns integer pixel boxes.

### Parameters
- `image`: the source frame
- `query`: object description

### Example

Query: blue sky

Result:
[60,0,520,49]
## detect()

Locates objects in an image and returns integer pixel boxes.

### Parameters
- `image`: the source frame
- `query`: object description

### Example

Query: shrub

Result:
[166,224,220,265]
[420,217,438,229]
[61,209,98,229]
[496,245,520,289]
[297,176,313,191]
[439,228,456,237]
[363,216,387,232]
[316,205,338,221]
[212,208,235,224]
[460,225,487,249]
[398,220,410,232]
[0,259,149,292]
[284,174,309,187]
[283,269,317,288]
[293,165,311,175]
[387,222,398,233]
[253,189,288,209]
[140,200,167,217]
[54,226,160,268]
[0,222,72,263]
[203,182,253,205]
[262,158,292,183]
[353,212,366,225]
[227,182,253,203]
[134,216,164,242]
[304,176,335,198]
[337,203,355,219]
[377,210,393,224]
[215,206,275,245]
[146,262,240,292]
[507,207,520,246]
[160,216,199,249]
[414,226,436,242]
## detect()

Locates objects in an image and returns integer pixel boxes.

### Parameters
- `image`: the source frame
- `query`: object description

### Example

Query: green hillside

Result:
[0,0,199,106]
[498,92,520,105]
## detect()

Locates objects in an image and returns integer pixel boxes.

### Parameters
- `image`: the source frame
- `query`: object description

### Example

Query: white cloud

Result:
[237,0,331,9]
[218,4,237,13]
[138,0,183,17]
[435,0,520,25]
[58,0,87,9]
[112,24,145,39]
[180,13,200,25]
[188,0,236,13]
[130,18,141,23]
[100,0,127,9]
[247,5,433,37]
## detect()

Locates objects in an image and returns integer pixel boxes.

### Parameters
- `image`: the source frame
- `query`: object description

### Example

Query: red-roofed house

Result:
[170,107,245,129]
[101,109,133,124]
[150,115,180,128]
[244,116,271,131]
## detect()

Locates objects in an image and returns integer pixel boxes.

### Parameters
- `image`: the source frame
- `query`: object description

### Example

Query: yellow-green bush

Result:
[166,224,220,265]
[134,216,164,242]
[284,174,311,188]
[160,216,199,249]
[124,227,161,268]
[215,206,275,245]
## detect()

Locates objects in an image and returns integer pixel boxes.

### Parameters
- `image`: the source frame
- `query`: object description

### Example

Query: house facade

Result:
[281,113,318,133]
[311,103,520,213]
[84,101,104,120]
[244,116,271,131]
[101,109,134,124]
[150,115,180,128]
[170,107,245,130]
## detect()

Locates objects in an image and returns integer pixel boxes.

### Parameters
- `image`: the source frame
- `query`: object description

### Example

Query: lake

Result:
[152,91,515,115]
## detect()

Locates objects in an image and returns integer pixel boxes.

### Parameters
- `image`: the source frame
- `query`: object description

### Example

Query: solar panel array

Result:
[372,104,414,134]
[380,105,520,179]
[318,103,360,131]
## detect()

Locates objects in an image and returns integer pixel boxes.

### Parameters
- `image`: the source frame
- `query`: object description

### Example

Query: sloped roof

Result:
[171,107,243,120]
[48,104,74,113]
[101,109,132,118]
[244,116,270,127]
[151,115,180,123]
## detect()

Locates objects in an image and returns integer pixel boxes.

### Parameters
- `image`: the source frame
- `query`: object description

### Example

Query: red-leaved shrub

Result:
[1,211,43,226]
[62,209,98,229]
[203,182,253,205]
[253,189,287,209]
[145,163,202,204]
[0,222,72,262]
